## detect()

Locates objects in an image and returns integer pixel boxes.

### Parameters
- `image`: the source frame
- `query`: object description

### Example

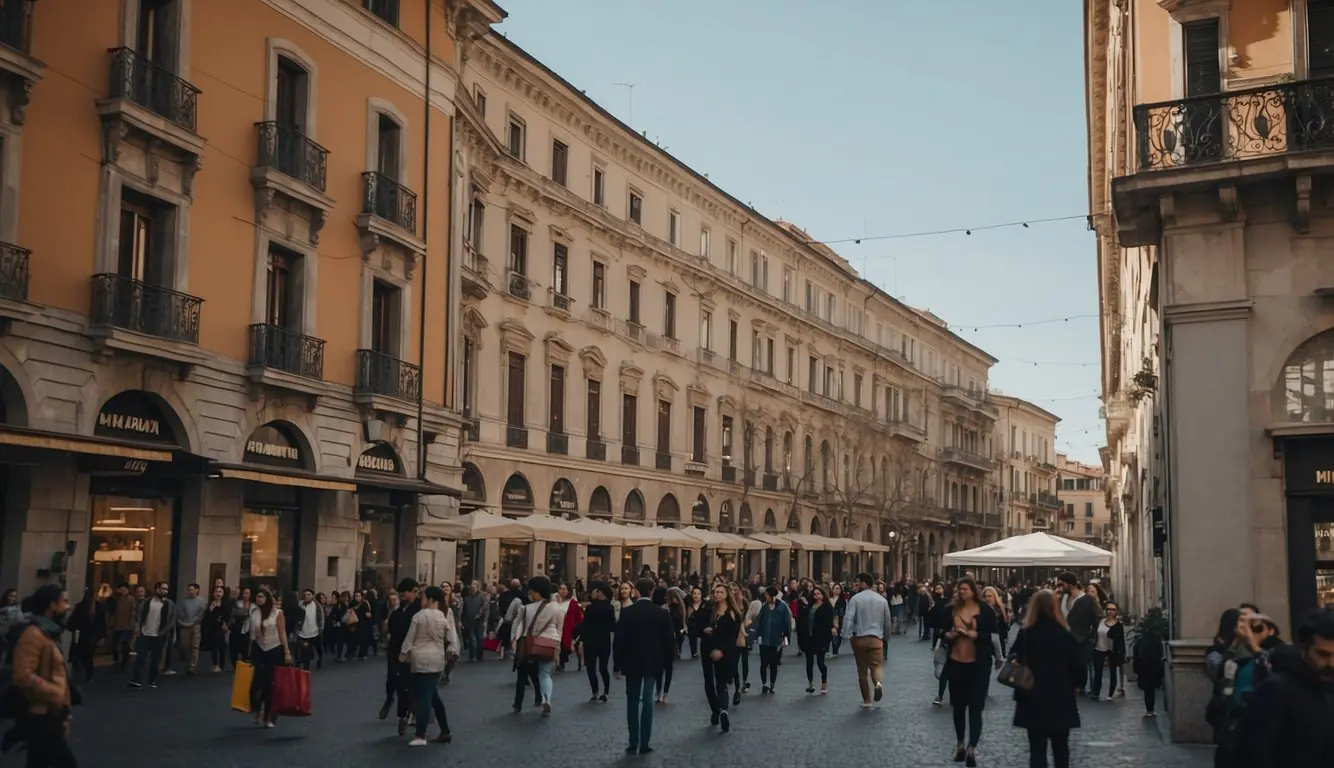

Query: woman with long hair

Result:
[727,582,753,704]
[830,582,847,655]
[399,585,458,745]
[686,586,704,659]
[202,584,231,673]
[982,586,1011,657]
[66,587,104,682]
[229,586,253,669]
[691,582,740,732]
[557,582,584,674]
[247,588,293,727]
[511,576,564,715]
[942,578,997,766]
[574,582,615,701]
[802,585,834,695]
[651,586,675,704]
[1011,589,1083,768]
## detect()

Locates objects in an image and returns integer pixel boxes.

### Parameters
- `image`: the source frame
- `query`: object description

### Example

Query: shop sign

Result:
[244,423,304,468]
[77,454,152,476]
[550,479,577,512]
[356,442,402,476]
[95,391,177,444]
[502,473,533,508]
[1282,437,1334,494]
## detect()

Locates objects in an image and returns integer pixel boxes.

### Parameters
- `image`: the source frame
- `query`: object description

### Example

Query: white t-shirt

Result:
[142,598,165,637]
[1095,620,1114,652]
[251,606,282,652]
[299,602,320,640]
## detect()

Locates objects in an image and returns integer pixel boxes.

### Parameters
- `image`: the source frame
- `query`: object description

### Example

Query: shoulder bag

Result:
[520,601,559,661]
[996,628,1035,692]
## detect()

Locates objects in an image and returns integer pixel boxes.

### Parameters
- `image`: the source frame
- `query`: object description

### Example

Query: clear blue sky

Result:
[494,1,1103,463]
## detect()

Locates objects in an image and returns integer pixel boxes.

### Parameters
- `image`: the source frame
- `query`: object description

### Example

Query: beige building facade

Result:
[446,31,1011,586]
[1056,453,1112,546]
[991,395,1061,537]
[1087,0,1334,742]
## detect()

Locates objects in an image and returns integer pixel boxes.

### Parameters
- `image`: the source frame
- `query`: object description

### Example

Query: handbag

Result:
[482,635,501,653]
[932,643,948,680]
[520,601,559,661]
[271,665,312,717]
[996,629,1035,692]
[342,608,359,626]
[229,661,254,713]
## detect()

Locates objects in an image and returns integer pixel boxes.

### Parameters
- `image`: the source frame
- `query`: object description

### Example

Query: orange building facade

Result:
[0,0,503,600]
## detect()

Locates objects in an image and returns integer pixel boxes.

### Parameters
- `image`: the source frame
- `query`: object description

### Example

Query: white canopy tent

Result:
[941,532,1113,568]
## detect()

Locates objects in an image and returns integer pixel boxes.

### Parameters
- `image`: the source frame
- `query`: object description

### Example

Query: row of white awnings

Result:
[419,511,890,553]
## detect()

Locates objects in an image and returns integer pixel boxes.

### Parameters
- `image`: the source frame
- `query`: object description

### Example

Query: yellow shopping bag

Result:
[230,661,254,713]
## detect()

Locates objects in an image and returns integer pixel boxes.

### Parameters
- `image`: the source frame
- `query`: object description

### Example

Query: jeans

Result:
[131,635,166,685]
[249,646,284,722]
[1091,650,1118,697]
[1026,728,1070,768]
[758,646,781,686]
[411,672,448,738]
[535,660,553,702]
[112,629,132,671]
[624,675,655,749]
[701,651,731,716]
[804,651,827,685]
[585,644,611,695]
[850,636,883,703]
[386,658,411,718]
[831,634,843,654]
[467,624,485,662]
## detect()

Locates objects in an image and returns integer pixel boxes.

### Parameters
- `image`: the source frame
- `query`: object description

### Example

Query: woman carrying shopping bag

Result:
[399,586,459,745]
[247,588,293,727]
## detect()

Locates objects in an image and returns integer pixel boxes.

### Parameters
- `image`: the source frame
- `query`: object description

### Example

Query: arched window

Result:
[656,494,680,526]
[739,502,753,533]
[718,501,733,532]
[625,489,645,520]
[1279,328,1334,421]
[763,508,777,532]
[589,486,612,517]
[810,516,822,536]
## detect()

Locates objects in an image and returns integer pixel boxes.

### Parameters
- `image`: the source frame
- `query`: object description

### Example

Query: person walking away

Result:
[802,585,835,694]
[202,586,230,673]
[613,577,675,755]
[511,576,565,715]
[229,587,252,668]
[129,581,174,689]
[1011,588,1084,768]
[65,589,103,683]
[246,588,292,727]
[1090,602,1126,701]
[1131,607,1167,717]
[173,583,204,676]
[380,579,419,734]
[398,586,457,746]
[1056,572,1100,698]
[461,581,489,663]
[350,591,373,659]
[918,585,934,640]
[690,583,740,732]
[8,585,75,767]
[1240,606,1334,768]
[576,582,616,701]
[107,583,136,673]
[294,589,323,671]
[497,579,526,662]
[830,583,847,655]
[941,578,998,766]
[726,583,751,704]
[753,587,790,694]
[890,584,907,635]
[842,572,891,708]
[652,587,679,704]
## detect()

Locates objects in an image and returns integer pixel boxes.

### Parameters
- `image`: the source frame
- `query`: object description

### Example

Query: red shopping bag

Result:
[271,666,311,717]
[482,635,500,653]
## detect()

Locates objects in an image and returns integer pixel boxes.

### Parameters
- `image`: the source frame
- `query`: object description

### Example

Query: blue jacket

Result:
[753,600,791,648]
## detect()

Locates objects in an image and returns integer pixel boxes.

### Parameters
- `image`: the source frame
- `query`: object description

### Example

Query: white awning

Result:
[941,532,1112,567]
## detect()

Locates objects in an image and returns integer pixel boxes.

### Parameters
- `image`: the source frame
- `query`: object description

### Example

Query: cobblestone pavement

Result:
[47,632,1212,768]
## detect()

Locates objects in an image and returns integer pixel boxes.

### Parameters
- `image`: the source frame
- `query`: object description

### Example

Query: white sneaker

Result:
[409,738,427,747]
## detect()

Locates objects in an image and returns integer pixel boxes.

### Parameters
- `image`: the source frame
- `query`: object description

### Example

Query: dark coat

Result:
[1064,593,1100,645]
[613,599,675,680]
[1241,644,1334,768]
[690,601,741,660]
[1132,629,1166,691]
[800,602,834,655]
[574,599,616,650]
[1011,619,1085,732]
[1095,619,1127,665]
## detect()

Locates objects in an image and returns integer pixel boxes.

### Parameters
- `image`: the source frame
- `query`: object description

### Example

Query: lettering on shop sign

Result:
[246,440,300,462]
[94,391,177,445]
[358,453,397,472]
[356,442,402,476]
[1317,470,1334,484]
[98,411,160,437]
[243,423,304,468]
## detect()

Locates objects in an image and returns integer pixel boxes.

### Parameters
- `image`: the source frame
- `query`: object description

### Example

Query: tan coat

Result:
[12,624,69,715]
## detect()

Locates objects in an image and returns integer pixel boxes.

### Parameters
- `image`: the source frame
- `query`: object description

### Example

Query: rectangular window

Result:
[274,56,308,132]
[118,188,171,285]
[854,374,863,407]
[824,365,835,396]
[765,337,775,374]
[692,406,706,463]
[376,114,401,179]
[508,224,528,275]
[728,319,738,361]
[462,336,476,415]
[591,262,606,309]
[507,115,525,159]
[668,210,680,246]
[664,291,677,338]
[622,394,637,446]
[586,379,601,439]
[592,166,605,206]
[1085,502,1094,517]
[726,239,737,274]
[808,356,817,393]
[549,364,565,433]
[785,346,795,384]
[551,140,568,186]
[1311,1,1334,79]
[473,87,486,118]
[700,227,710,258]
[506,352,526,427]
[721,415,734,462]
[751,330,761,368]
[363,0,399,26]
[657,400,671,454]
[750,251,760,287]
[467,195,485,250]
[782,267,793,303]
[760,255,769,292]
[264,244,299,330]
[370,280,399,355]
[825,293,835,322]
[700,310,713,350]
[805,280,814,313]
[552,243,568,297]
[629,280,641,324]
[1183,18,1221,97]
[628,190,642,224]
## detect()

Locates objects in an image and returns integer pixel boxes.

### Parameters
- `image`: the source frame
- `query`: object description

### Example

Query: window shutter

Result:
[1182,18,1221,97]
[1311,0,1334,79]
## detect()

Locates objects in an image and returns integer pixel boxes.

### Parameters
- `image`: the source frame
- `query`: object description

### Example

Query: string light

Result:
[801,214,1092,247]
[1005,358,1098,368]
[947,314,1098,332]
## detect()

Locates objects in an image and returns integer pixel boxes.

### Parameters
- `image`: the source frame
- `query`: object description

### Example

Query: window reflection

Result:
[1282,331,1334,421]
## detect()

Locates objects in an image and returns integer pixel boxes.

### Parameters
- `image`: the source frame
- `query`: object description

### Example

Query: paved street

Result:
[28,631,1213,768]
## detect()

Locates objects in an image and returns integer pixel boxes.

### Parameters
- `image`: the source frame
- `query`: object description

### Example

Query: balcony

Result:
[940,447,995,473]
[621,445,639,466]
[685,459,706,477]
[721,464,736,483]
[460,246,490,299]
[547,431,568,455]
[0,2,41,117]
[354,349,421,412]
[252,122,333,239]
[762,472,778,491]
[357,172,424,257]
[506,424,529,449]
[545,289,572,319]
[655,450,672,471]
[887,417,926,443]
[942,386,998,417]
[506,271,530,301]
[106,48,198,132]
[89,274,207,365]
[586,438,606,461]
[97,48,203,185]
[1036,493,1062,511]
[246,323,333,402]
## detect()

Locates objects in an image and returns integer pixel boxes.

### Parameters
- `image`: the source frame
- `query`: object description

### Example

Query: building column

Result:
[574,544,588,584]
[608,545,623,582]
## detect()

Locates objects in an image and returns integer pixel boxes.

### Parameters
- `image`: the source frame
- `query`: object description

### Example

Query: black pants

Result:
[688,634,698,658]
[411,672,448,738]
[209,641,225,670]
[1144,686,1156,713]
[249,646,284,722]
[513,660,540,708]
[948,661,985,748]
[1091,650,1118,697]
[1026,728,1070,768]
[701,652,731,716]
[734,646,750,688]
[17,712,76,768]
[71,635,96,682]
[385,658,411,718]
[656,657,673,696]
[804,651,827,685]
[584,643,610,695]
[229,630,248,668]
[759,646,781,686]
[299,636,321,670]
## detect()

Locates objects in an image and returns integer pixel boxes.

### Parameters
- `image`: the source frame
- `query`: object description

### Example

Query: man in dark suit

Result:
[1058,571,1100,695]
[614,576,675,756]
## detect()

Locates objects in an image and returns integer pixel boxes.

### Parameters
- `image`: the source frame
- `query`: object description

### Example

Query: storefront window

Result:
[240,507,297,596]
[88,494,174,595]
[547,543,569,583]
[359,508,398,593]
[587,546,608,582]
[658,548,679,580]
[1317,569,1334,609]
[500,542,530,583]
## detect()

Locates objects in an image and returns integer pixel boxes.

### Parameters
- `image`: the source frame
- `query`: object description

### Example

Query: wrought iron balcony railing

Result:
[0,0,33,55]
[506,424,528,449]
[256,121,329,192]
[354,348,420,402]
[362,171,417,233]
[547,431,568,455]
[248,323,324,379]
[91,274,202,343]
[1134,76,1334,171]
[108,47,200,132]
[0,241,29,301]
[507,271,530,300]
[585,438,606,461]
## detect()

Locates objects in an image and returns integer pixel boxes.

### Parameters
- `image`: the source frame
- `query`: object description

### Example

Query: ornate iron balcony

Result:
[1135,76,1334,171]
[248,323,324,379]
[585,438,606,461]
[362,171,417,233]
[507,271,530,300]
[107,48,200,132]
[0,241,29,301]
[0,0,33,54]
[256,121,328,192]
[354,348,420,402]
[547,431,568,455]
[91,274,201,343]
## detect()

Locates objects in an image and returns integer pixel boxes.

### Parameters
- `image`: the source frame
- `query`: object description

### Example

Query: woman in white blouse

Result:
[510,576,567,715]
[247,588,292,727]
[399,585,459,746]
